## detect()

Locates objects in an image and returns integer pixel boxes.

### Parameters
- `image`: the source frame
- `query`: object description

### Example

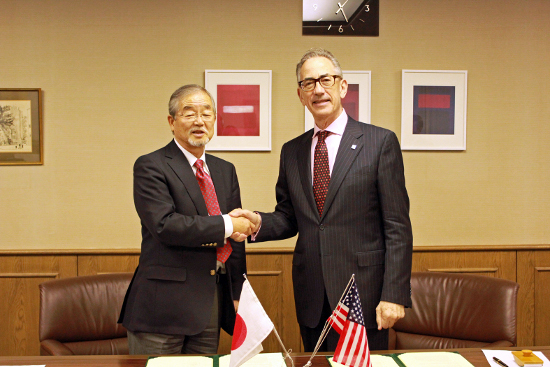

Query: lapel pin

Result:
[351,144,357,150]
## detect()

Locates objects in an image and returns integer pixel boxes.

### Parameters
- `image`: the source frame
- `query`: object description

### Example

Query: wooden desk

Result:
[0,347,548,367]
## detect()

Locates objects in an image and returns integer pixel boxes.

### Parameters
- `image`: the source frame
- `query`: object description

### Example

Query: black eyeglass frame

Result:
[298,75,342,91]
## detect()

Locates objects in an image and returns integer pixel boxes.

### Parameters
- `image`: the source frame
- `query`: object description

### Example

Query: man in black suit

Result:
[118,85,253,354]
[231,48,413,351]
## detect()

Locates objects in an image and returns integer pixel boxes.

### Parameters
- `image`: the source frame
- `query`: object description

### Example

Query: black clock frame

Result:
[302,0,379,36]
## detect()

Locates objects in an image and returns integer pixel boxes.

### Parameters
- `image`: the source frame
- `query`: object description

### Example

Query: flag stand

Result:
[272,326,295,367]
[303,274,356,367]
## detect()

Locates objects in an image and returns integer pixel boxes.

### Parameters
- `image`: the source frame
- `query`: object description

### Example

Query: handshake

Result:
[228,209,261,242]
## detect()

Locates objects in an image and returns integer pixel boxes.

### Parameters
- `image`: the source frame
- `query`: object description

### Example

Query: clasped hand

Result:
[228,209,261,242]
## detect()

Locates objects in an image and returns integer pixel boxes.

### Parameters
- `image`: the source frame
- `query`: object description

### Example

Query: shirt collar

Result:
[313,109,348,137]
[173,138,206,169]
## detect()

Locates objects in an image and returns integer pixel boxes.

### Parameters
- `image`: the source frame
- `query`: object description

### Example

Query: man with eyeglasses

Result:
[231,48,412,351]
[118,84,253,354]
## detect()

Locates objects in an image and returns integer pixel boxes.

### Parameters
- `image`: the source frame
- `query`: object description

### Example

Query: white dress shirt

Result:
[310,109,348,184]
[173,139,233,238]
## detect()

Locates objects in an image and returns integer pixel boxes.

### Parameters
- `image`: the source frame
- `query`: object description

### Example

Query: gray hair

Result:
[295,48,343,82]
[168,84,216,118]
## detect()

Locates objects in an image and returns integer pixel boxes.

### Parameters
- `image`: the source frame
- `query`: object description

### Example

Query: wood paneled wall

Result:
[0,245,549,356]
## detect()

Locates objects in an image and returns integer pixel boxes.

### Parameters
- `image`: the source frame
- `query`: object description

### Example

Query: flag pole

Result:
[303,274,356,367]
[313,274,355,350]
[271,325,295,367]
[240,274,293,367]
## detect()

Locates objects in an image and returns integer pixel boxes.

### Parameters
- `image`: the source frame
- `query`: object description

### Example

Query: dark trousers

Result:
[128,281,222,355]
[300,292,389,352]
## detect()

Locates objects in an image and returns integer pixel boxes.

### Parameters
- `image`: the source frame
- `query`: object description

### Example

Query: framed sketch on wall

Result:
[305,71,371,131]
[0,88,43,165]
[401,70,468,150]
[204,70,271,151]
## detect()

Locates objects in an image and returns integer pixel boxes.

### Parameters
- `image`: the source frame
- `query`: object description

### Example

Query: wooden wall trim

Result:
[414,244,550,251]
[0,247,295,256]
[0,273,59,278]
[426,268,499,274]
[1,244,550,256]
[247,271,282,276]
[0,249,142,255]
[246,247,295,254]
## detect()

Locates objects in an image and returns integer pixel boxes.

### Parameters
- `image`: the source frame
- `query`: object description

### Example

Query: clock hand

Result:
[336,1,349,22]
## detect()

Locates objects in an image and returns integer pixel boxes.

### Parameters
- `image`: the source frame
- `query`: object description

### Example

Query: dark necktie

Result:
[313,130,331,217]
[194,159,232,263]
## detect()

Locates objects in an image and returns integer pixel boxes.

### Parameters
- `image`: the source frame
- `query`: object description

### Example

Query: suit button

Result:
[213,242,217,246]
[319,224,325,231]
[210,270,216,276]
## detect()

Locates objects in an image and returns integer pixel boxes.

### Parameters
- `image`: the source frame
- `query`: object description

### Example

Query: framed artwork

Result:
[401,70,468,150]
[0,88,43,165]
[204,70,271,151]
[305,70,371,131]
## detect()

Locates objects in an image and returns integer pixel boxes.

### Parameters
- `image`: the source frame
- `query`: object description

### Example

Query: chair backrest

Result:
[389,271,519,350]
[39,272,133,355]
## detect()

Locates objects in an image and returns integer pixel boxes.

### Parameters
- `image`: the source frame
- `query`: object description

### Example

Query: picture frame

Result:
[0,88,43,165]
[401,70,468,150]
[204,70,272,151]
[305,71,371,131]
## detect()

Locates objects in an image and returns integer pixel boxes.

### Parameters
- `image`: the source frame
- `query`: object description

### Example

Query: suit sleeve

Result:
[133,154,225,248]
[377,132,413,307]
[254,144,299,242]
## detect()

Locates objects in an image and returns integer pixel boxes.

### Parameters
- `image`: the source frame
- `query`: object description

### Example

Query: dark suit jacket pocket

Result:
[356,250,385,267]
[143,265,187,282]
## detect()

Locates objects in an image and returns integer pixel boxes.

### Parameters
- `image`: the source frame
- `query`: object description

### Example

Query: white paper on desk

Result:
[146,355,213,367]
[398,351,475,367]
[329,355,400,367]
[0,366,45,367]
[219,353,285,367]
[483,350,549,367]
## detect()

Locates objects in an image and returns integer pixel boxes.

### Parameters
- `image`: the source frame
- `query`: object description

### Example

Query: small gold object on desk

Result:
[512,350,544,366]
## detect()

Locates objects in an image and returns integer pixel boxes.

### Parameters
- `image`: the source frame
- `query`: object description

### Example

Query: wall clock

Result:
[302,0,379,36]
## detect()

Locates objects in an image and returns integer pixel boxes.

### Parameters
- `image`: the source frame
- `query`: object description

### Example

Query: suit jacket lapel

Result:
[322,118,364,220]
[206,155,228,214]
[164,141,209,216]
[297,130,319,217]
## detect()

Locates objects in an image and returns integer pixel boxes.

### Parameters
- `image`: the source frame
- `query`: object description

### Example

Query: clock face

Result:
[302,0,379,36]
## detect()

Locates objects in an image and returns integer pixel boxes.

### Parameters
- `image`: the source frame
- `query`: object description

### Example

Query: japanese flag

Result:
[229,278,274,367]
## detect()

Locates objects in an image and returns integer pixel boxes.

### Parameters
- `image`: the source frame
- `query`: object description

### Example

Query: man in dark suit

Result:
[118,85,253,354]
[231,48,413,351]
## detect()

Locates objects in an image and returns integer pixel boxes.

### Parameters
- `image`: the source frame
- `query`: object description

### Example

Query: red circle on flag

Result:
[231,313,247,350]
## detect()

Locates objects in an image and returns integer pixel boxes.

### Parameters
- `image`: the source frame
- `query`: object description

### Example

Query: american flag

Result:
[328,279,371,367]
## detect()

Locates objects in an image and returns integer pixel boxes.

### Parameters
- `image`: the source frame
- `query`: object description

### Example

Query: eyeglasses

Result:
[177,112,215,123]
[298,75,342,92]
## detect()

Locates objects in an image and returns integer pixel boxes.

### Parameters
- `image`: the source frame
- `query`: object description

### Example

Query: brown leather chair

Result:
[388,271,519,350]
[39,272,133,355]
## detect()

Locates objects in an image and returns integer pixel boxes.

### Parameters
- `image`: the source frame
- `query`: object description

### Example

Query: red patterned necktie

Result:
[194,159,232,263]
[313,130,332,217]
